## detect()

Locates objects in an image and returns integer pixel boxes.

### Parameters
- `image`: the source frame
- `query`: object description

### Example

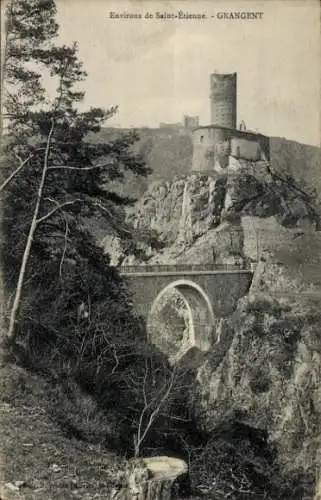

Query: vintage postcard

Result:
[1,0,321,499]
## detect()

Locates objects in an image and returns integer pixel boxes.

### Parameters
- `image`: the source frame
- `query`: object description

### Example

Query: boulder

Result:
[113,456,187,500]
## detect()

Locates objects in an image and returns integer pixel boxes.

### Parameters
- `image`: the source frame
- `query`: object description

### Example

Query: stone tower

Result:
[210,72,237,128]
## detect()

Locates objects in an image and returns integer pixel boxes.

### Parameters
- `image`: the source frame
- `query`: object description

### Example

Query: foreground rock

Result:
[113,456,188,500]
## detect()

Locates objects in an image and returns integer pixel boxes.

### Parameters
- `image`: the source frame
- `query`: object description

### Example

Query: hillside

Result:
[89,127,321,203]
[87,126,193,198]
[270,137,321,206]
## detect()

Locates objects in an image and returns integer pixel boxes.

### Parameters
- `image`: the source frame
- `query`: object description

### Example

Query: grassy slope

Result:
[0,359,126,500]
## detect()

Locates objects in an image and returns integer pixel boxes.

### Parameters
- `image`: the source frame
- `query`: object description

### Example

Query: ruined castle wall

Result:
[192,126,270,172]
[230,130,270,162]
[192,127,229,171]
[231,137,262,162]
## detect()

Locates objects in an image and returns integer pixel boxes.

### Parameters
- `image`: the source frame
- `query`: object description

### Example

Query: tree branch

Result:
[0,153,33,193]
[47,162,114,172]
[92,200,132,235]
[36,199,81,224]
[134,364,177,457]
[47,165,101,171]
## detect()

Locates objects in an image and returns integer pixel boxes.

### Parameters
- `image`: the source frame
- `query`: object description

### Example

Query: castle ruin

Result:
[192,72,270,172]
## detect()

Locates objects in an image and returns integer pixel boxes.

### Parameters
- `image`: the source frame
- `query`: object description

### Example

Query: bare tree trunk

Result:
[133,363,176,458]
[7,121,55,340]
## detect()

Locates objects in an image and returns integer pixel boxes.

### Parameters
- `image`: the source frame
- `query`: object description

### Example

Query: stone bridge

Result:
[119,264,253,357]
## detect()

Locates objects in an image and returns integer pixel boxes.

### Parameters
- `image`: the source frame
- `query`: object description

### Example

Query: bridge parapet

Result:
[119,263,250,274]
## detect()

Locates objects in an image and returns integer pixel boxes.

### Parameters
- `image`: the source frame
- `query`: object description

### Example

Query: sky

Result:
[3,0,321,146]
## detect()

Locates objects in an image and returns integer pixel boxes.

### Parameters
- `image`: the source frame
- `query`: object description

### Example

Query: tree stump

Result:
[112,456,188,500]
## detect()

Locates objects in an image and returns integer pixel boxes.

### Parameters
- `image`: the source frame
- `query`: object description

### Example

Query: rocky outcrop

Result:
[127,178,186,245]
[193,289,321,497]
[112,457,187,500]
[176,221,244,266]
[148,288,190,361]
[102,233,154,266]
[121,159,319,267]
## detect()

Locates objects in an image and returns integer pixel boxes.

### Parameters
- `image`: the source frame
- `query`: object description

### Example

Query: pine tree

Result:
[1,0,150,341]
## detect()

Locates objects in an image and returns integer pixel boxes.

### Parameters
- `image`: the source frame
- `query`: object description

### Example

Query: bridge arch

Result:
[147,279,216,357]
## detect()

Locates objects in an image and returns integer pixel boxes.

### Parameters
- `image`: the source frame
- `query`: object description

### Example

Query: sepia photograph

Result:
[0,0,321,498]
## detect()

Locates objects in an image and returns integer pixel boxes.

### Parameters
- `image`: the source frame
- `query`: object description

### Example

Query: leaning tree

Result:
[1,0,150,342]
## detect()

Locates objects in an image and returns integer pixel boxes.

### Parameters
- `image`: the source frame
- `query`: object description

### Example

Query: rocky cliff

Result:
[105,159,320,268]
[104,157,321,498]
[194,291,321,497]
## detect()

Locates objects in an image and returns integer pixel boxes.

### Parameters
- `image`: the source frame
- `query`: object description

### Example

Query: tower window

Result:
[200,135,204,143]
